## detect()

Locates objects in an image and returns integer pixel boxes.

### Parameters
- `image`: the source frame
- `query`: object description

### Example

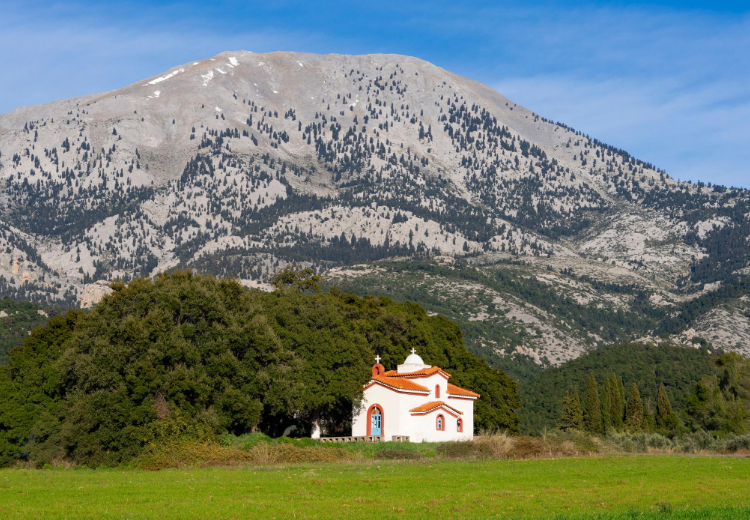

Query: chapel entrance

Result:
[370,406,382,436]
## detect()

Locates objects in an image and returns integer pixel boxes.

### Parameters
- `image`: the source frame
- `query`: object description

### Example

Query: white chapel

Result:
[352,350,480,442]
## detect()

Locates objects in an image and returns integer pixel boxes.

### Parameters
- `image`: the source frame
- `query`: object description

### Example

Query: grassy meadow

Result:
[1,455,749,519]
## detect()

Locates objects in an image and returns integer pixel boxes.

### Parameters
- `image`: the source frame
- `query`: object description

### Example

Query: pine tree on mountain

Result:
[558,388,583,431]
[655,385,680,434]
[583,375,603,434]
[625,383,644,431]
[600,376,612,432]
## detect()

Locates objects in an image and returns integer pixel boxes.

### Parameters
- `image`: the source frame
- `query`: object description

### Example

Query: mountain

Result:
[0,51,748,372]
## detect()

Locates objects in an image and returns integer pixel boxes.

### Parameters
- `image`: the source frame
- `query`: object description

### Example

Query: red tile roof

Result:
[383,366,452,379]
[409,401,463,415]
[447,383,480,399]
[368,375,429,393]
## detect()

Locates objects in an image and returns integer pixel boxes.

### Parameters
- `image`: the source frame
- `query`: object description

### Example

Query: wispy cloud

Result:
[487,6,750,187]
[497,75,750,187]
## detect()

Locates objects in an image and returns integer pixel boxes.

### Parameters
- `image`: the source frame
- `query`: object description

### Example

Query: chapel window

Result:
[457,418,463,432]
[436,414,444,431]
[370,406,382,436]
[435,384,440,398]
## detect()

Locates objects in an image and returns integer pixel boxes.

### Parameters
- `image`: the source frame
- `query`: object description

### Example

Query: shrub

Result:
[136,440,255,470]
[602,429,750,454]
[137,438,351,469]
[509,437,549,458]
[476,433,514,458]
[221,432,274,450]
[375,448,422,460]
[725,434,750,453]
[436,440,488,459]
[547,429,602,455]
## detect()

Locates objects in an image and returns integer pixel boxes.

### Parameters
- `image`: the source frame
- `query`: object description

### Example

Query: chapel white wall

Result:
[417,412,466,442]
[447,397,475,439]
[352,384,407,438]
[421,373,449,400]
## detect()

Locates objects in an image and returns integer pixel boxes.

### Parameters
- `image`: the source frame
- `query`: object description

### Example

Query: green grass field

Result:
[1,455,749,519]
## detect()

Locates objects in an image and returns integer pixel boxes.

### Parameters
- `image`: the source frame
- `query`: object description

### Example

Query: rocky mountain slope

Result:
[0,51,748,371]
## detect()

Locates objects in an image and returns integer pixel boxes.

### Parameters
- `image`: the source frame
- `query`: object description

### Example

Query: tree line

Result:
[558,354,750,436]
[558,375,679,435]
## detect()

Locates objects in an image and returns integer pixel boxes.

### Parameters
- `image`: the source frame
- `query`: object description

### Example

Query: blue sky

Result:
[2,0,748,187]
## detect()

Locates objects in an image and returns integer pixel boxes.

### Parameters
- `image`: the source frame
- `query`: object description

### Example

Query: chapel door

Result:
[370,407,382,435]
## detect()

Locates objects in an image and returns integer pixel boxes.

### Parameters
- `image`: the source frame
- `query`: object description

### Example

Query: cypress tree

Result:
[643,399,655,433]
[558,388,584,431]
[609,373,625,429]
[625,383,644,431]
[600,377,612,431]
[655,385,680,433]
[584,375,603,434]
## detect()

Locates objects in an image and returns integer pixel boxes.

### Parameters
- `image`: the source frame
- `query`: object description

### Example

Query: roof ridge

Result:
[409,400,463,415]
[382,366,452,378]
[447,382,481,398]
[369,375,430,393]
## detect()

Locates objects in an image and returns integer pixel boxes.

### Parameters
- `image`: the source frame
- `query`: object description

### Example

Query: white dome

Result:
[397,349,431,373]
[403,353,425,365]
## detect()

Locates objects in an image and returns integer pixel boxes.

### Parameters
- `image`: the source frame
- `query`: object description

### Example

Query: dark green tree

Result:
[0,297,53,364]
[0,311,83,466]
[625,383,644,431]
[686,376,748,435]
[655,385,680,434]
[643,398,655,432]
[558,388,583,431]
[517,343,717,434]
[600,376,612,432]
[685,353,749,435]
[271,264,323,294]
[715,353,750,410]
[609,373,625,429]
[8,272,302,467]
[583,375,603,434]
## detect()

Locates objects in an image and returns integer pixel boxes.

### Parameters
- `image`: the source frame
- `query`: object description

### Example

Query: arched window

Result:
[367,405,383,436]
[436,414,444,431]
[435,384,440,398]
[457,418,463,433]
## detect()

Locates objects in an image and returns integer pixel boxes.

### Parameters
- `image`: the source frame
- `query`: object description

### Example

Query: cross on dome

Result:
[399,348,428,372]
[375,355,381,364]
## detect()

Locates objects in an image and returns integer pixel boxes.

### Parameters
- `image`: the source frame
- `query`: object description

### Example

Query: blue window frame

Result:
[370,408,382,435]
